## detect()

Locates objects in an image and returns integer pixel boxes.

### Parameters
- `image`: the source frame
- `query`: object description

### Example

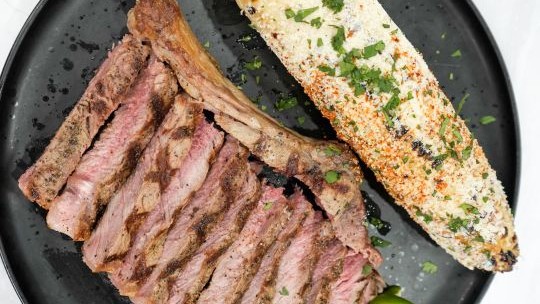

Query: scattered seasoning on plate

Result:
[451,49,462,58]
[479,115,496,125]
[421,261,438,274]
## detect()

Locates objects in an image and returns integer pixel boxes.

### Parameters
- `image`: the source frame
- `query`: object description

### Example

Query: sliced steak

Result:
[134,170,261,304]
[306,239,348,303]
[240,191,311,304]
[328,253,385,304]
[272,212,324,304]
[19,35,149,209]
[196,186,291,304]
[114,136,249,295]
[127,0,381,263]
[83,95,202,272]
[110,118,224,293]
[46,57,178,241]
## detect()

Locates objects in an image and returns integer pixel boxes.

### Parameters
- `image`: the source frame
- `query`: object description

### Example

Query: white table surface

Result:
[1,0,538,303]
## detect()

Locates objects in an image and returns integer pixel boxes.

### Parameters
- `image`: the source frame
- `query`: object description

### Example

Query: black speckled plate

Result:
[0,0,519,303]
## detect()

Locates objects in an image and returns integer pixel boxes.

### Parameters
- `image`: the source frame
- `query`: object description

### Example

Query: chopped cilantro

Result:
[238,35,252,42]
[324,170,340,184]
[441,32,447,39]
[322,0,344,13]
[462,144,473,160]
[317,37,323,47]
[452,127,463,143]
[318,64,336,76]
[275,96,298,111]
[422,261,438,274]
[279,286,289,296]
[482,172,489,179]
[310,17,323,29]
[479,115,496,125]
[285,7,319,23]
[362,41,386,59]
[455,93,470,117]
[402,156,409,164]
[382,94,400,127]
[407,91,414,100]
[449,72,454,80]
[339,61,356,76]
[459,203,479,214]
[451,49,462,58]
[324,145,342,156]
[383,23,390,28]
[448,216,469,232]
[415,207,433,224]
[331,26,347,54]
[439,117,450,137]
[297,116,306,125]
[482,196,489,203]
[370,236,391,248]
[203,40,210,48]
[244,56,262,70]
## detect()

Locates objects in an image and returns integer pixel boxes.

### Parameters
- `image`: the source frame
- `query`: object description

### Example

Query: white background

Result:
[0,0,538,303]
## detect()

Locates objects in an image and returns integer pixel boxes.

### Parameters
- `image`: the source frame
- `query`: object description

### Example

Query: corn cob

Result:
[235,0,518,271]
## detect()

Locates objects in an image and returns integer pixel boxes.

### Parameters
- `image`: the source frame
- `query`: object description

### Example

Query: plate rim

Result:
[0,0,521,303]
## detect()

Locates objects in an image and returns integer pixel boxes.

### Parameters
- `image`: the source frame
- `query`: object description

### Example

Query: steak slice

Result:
[18,35,149,209]
[83,95,202,272]
[127,0,381,264]
[196,186,291,304]
[134,169,261,304]
[240,191,311,304]
[272,212,324,304]
[114,136,249,295]
[305,239,348,303]
[328,253,385,304]
[46,57,178,241]
[110,118,224,293]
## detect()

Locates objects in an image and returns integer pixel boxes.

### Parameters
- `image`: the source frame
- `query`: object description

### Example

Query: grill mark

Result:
[91,99,108,116]
[95,81,105,95]
[171,126,194,139]
[150,93,166,128]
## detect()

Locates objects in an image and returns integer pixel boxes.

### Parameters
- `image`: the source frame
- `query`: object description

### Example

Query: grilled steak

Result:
[329,253,385,304]
[46,57,177,241]
[197,186,291,304]
[272,212,324,304]
[135,170,261,304]
[306,239,348,303]
[241,192,311,304]
[83,95,203,272]
[110,117,224,293]
[126,0,381,263]
[112,136,249,296]
[18,35,149,209]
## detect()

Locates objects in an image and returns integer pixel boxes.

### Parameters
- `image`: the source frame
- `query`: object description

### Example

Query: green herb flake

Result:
[362,264,373,276]
[255,75,261,84]
[279,286,289,296]
[462,145,473,160]
[383,23,390,28]
[275,96,298,111]
[292,7,319,22]
[479,115,496,125]
[407,91,414,100]
[473,234,485,242]
[444,195,452,201]
[439,117,450,137]
[363,41,386,59]
[317,37,323,47]
[310,17,323,29]
[339,61,356,76]
[452,128,463,143]
[459,203,479,214]
[324,145,342,156]
[318,64,336,76]
[263,201,273,210]
[370,236,392,248]
[441,32,447,39]
[244,56,262,70]
[482,172,489,179]
[261,105,267,111]
[455,93,470,117]
[322,0,344,13]
[297,116,306,125]
[331,26,347,54]
[402,156,409,164]
[203,41,210,48]
[448,216,469,232]
[482,196,489,203]
[451,49,462,58]
[449,72,454,80]
[324,170,340,184]
[238,35,252,42]
[422,261,438,274]
[285,8,296,19]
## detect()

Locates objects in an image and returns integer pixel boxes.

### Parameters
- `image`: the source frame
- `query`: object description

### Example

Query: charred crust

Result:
[499,250,517,267]
[91,99,108,116]
[246,6,256,14]
[285,152,300,176]
[95,81,105,95]
[171,126,194,139]
[161,259,185,279]
[150,93,167,128]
